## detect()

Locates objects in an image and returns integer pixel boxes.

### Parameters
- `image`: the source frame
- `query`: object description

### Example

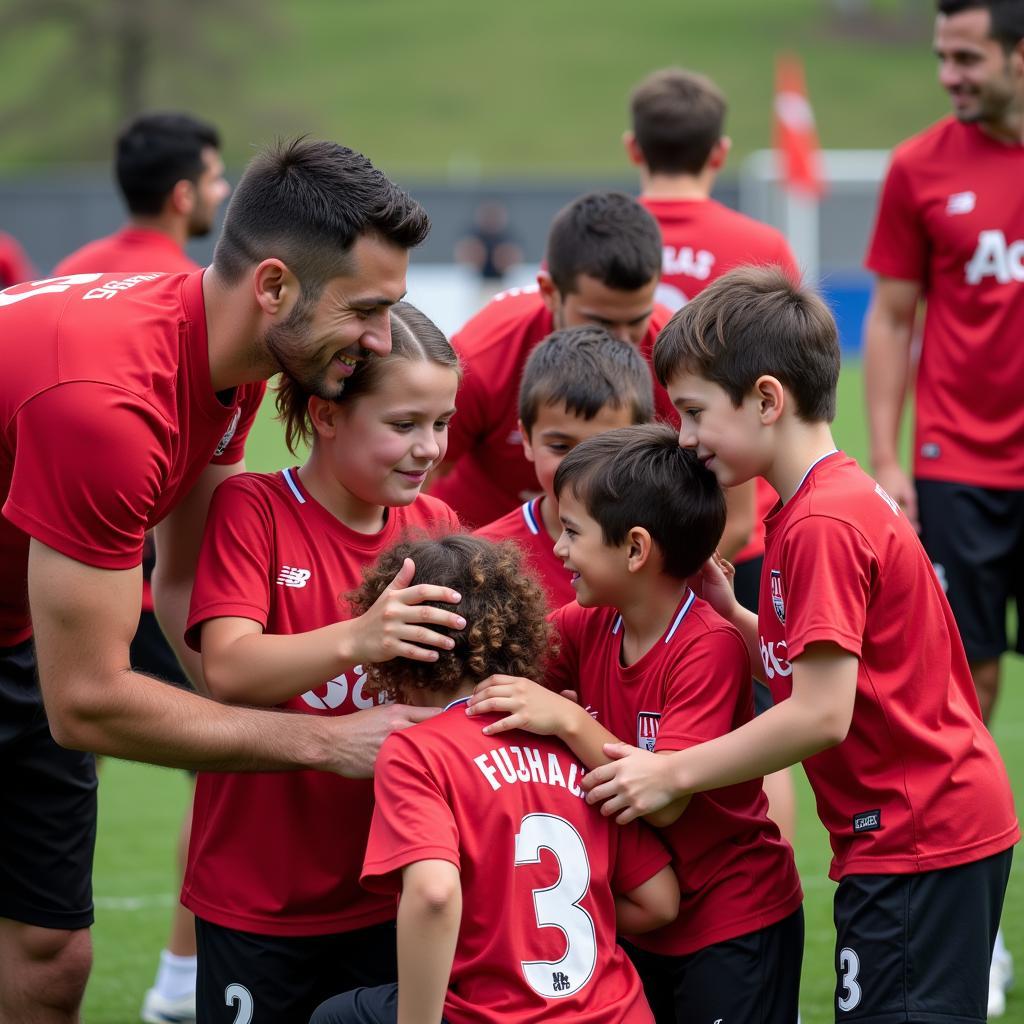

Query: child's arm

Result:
[200,558,465,706]
[614,863,680,935]
[583,642,858,822]
[396,859,462,1024]
[690,554,761,677]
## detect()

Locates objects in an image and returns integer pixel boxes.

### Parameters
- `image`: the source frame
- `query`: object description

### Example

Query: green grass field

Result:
[85,359,1024,1023]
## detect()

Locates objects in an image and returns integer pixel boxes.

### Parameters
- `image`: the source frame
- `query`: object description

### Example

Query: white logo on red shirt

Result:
[662,245,715,281]
[300,665,388,711]
[946,190,976,215]
[0,274,102,306]
[276,566,311,588]
[215,407,242,457]
[965,230,1024,285]
[636,712,660,751]
[759,637,792,680]
[82,272,163,300]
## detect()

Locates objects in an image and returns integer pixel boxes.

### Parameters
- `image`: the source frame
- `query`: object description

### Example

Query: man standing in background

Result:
[863,1,1024,1013]
[54,111,230,1024]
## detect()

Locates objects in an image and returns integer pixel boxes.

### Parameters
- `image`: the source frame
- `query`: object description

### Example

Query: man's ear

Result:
[519,418,536,464]
[626,526,654,574]
[537,271,560,315]
[253,259,298,317]
[622,130,645,167]
[167,178,194,218]
[754,375,786,425]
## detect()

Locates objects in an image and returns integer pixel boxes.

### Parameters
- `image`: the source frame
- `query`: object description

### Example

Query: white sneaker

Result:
[140,987,197,1024]
[988,948,1013,1019]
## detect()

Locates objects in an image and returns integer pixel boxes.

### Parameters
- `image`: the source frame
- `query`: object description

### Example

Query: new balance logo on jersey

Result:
[770,569,786,624]
[276,566,311,588]
[946,190,976,215]
[637,712,660,752]
[965,230,1024,284]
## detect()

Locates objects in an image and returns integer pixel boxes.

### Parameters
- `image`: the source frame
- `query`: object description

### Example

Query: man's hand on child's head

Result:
[466,675,575,737]
[582,743,681,824]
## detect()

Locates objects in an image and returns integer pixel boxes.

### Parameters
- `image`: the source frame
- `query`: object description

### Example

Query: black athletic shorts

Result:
[916,479,1024,662]
[130,609,190,689]
[832,847,1012,1023]
[733,554,776,717]
[0,640,97,930]
[311,983,451,1024]
[195,917,397,1024]
[621,906,804,1024]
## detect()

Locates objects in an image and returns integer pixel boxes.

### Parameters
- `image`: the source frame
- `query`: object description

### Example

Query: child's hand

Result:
[349,558,465,665]
[466,675,576,737]
[688,551,738,619]
[582,743,682,824]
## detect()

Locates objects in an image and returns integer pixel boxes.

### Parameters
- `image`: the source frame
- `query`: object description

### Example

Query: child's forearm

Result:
[560,703,626,769]
[397,863,461,1024]
[726,605,763,681]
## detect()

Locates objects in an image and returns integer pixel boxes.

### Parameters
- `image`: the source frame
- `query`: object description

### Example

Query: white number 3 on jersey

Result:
[514,813,598,999]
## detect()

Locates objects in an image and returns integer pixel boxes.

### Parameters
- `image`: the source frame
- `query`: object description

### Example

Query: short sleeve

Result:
[780,516,874,661]
[4,383,169,569]
[864,153,928,283]
[611,819,671,895]
[361,731,460,894]
[544,603,583,694]
[655,626,751,751]
[210,382,266,466]
[184,476,275,650]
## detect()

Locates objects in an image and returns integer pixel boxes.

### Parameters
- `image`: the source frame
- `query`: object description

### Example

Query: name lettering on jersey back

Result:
[82,273,164,300]
[662,245,715,282]
[473,745,585,797]
[965,230,1024,285]
[759,637,792,680]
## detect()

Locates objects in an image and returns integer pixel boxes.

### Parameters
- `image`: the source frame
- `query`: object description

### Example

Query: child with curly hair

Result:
[311,534,679,1024]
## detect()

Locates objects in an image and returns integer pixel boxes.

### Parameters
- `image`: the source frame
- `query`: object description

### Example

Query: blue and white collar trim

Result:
[610,588,695,644]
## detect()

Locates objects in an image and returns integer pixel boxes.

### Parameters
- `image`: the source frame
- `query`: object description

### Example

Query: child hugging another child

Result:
[312,534,680,1024]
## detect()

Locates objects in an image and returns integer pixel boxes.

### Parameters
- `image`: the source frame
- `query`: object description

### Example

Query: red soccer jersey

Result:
[758,451,1019,879]
[473,497,575,611]
[546,593,802,955]
[54,226,200,277]
[362,703,668,1024]
[865,118,1024,488]
[0,231,36,288]
[182,469,459,936]
[430,286,676,527]
[640,196,796,567]
[54,226,201,612]
[0,270,264,646]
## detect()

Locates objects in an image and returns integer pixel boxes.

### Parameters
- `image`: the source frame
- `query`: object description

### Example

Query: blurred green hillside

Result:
[0,0,947,174]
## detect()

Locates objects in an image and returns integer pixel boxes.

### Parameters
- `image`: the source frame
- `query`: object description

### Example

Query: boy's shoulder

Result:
[473,500,536,542]
[452,284,551,358]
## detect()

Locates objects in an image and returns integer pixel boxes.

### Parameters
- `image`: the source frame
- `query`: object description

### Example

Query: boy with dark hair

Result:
[470,424,803,1024]
[585,265,1019,1022]
[474,326,654,608]
[430,191,676,527]
[311,534,679,1024]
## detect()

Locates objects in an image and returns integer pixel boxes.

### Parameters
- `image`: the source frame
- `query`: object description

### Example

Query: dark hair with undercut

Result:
[518,326,655,436]
[554,423,725,580]
[653,265,839,423]
[348,535,554,700]
[214,137,430,295]
[630,68,727,176]
[116,112,220,216]
[936,0,1024,49]
[274,301,460,455]
[545,191,662,295]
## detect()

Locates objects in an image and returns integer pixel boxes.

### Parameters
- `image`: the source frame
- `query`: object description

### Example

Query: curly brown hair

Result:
[347,534,555,700]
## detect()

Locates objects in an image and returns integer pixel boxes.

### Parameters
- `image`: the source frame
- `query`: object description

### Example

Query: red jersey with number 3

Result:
[758,452,1019,879]
[546,593,802,955]
[431,286,676,527]
[363,704,667,1024]
[182,469,459,936]
[474,497,575,610]
[865,118,1024,488]
[0,270,264,646]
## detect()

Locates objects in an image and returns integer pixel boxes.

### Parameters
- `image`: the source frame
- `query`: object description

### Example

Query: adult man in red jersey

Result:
[431,191,674,528]
[864,1,1024,1012]
[0,139,446,1024]
[54,111,231,1024]
[626,66,803,842]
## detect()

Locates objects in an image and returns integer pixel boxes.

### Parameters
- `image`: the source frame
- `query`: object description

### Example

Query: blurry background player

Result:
[311,534,679,1024]
[0,230,36,287]
[182,304,461,1024]
[863,0,1024,1011]
[430,191,676,527]
[626,66,802,843]
[474,326,654,610]
[53,110,230,1024]
[453,200,523,302]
